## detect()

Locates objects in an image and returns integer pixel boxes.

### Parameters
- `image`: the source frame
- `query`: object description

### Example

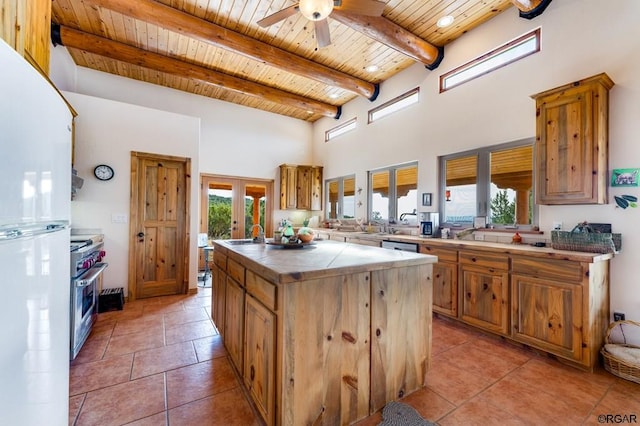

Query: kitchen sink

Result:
[225,239,258,245]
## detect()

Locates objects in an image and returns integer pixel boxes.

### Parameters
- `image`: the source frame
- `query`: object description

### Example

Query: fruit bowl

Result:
[297,227,315,243]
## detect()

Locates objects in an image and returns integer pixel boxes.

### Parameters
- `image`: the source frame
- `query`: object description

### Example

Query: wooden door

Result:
[200,175,273,241]
[244,295,275,425]
[129,152,190,300]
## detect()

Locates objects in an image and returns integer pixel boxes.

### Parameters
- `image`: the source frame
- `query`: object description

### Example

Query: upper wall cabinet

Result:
[1,0,51,75]
[279,164,323,211]
[532,73,614,205]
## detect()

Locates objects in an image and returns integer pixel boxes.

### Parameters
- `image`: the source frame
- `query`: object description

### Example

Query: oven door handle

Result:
[76,263,108,288]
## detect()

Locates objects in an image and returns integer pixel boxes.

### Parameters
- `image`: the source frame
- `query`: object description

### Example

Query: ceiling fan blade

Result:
[257,4,300,27]
[315,19,331,48]
[336,0,385,16]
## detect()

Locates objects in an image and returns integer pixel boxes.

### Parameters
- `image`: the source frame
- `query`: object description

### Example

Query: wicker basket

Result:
[551,222,621,254]
[601,320,640,384]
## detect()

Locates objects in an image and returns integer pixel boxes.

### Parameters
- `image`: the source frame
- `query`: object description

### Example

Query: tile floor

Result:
[70,284,640,425]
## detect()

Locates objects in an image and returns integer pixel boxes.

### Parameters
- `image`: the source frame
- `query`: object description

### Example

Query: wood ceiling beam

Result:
[510,0,553,19]
[331,10,444,70]
[53,25,341,118]
[80,0,378,100]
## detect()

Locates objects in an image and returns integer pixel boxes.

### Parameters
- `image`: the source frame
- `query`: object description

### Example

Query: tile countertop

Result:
[211,239,437,284]
[312,228,614,263]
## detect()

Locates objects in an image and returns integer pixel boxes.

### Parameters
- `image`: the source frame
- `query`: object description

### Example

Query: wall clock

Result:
[94,164,115,181]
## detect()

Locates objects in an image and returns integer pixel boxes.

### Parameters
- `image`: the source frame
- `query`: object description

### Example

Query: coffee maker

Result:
[419,212,439,238]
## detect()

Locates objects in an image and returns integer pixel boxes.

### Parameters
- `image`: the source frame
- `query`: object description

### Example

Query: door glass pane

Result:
[396,166,418,224]
[244,184,267,238]
[445,156,477,224]
[490,145,533,225]
[208,184,232,240]
[371,170,389,220]
[327,180,338,219]
[343,177,355,219]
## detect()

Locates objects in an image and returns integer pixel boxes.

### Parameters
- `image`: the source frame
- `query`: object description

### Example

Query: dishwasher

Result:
[381,240,419,252]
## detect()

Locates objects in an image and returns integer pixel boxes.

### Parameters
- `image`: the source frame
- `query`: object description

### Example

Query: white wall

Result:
[312,0,640,319]
[50,52,315,293]
[51,0,640,317]
[64,92,201,293]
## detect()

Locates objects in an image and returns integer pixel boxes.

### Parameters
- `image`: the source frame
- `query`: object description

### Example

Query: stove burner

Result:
[70,240,91,252]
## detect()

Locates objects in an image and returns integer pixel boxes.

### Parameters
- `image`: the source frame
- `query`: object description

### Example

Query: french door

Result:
[200,175,273,241]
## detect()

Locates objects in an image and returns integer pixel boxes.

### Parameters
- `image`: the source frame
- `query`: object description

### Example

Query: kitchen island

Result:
[210,239,436,425]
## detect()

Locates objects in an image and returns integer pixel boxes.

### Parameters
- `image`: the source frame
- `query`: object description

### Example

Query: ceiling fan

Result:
[257,0,386,48]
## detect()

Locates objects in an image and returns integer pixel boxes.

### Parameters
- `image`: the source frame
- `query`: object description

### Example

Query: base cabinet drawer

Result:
[511,274,583,362]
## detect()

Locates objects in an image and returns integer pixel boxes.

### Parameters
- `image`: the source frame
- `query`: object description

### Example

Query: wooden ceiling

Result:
[51,0,551,122]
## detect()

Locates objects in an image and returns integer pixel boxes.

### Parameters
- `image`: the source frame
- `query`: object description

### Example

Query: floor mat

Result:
[378,401,436,426]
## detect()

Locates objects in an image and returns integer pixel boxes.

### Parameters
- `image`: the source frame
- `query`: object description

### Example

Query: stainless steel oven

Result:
[70,238,107,360]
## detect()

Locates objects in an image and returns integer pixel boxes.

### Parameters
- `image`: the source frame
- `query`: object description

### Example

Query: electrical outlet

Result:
[111,213,128,224]
[474,234,485,241]
[614,312,626,321]
[553,221,562,230]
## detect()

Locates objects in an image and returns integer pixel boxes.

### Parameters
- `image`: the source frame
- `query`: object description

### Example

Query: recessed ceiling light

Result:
[365,65,379,73]
[329,93,340,99]
[437,15,454,28]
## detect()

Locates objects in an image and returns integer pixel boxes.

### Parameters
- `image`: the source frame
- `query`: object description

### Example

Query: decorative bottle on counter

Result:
[512,232,522,244]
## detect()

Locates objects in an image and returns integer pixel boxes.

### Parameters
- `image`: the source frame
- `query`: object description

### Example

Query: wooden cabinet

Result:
[459,251,509,335]
[421,245,458,317]
[279,164,323,210]
[224,276,245,372]
[244,295,275,425]
[0,0,51,74]
[510,256,608,368]
[532,73,614,205]
[279,165,297,209]
[417,239,609,370]
[212,240,433,424]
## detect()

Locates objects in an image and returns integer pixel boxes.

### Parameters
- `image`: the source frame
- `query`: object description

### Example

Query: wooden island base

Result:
[211,239,435,425]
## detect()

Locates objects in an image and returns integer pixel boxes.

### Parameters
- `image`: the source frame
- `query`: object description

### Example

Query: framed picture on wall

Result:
[422,193,432,206]
[611,168,640,187]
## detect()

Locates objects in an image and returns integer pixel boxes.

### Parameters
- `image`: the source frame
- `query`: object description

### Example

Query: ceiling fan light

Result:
[299,0,334,21]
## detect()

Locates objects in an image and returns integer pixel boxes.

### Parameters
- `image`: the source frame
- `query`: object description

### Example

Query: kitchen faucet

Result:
[250,224,265,243]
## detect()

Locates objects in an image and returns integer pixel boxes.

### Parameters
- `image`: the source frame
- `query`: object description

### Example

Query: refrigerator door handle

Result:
[0,221,69,241]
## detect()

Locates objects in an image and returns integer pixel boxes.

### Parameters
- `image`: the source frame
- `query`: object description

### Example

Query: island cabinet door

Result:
[370,264,432,414]
[459,263,509,336]
[224,276,245,372]
[211,265,226,336]
[281,272,371,425]
[244,295,275,426]
[511,274,584,362]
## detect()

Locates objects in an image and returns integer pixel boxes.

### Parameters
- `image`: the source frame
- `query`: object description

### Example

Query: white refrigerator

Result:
[0,39,73,425]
